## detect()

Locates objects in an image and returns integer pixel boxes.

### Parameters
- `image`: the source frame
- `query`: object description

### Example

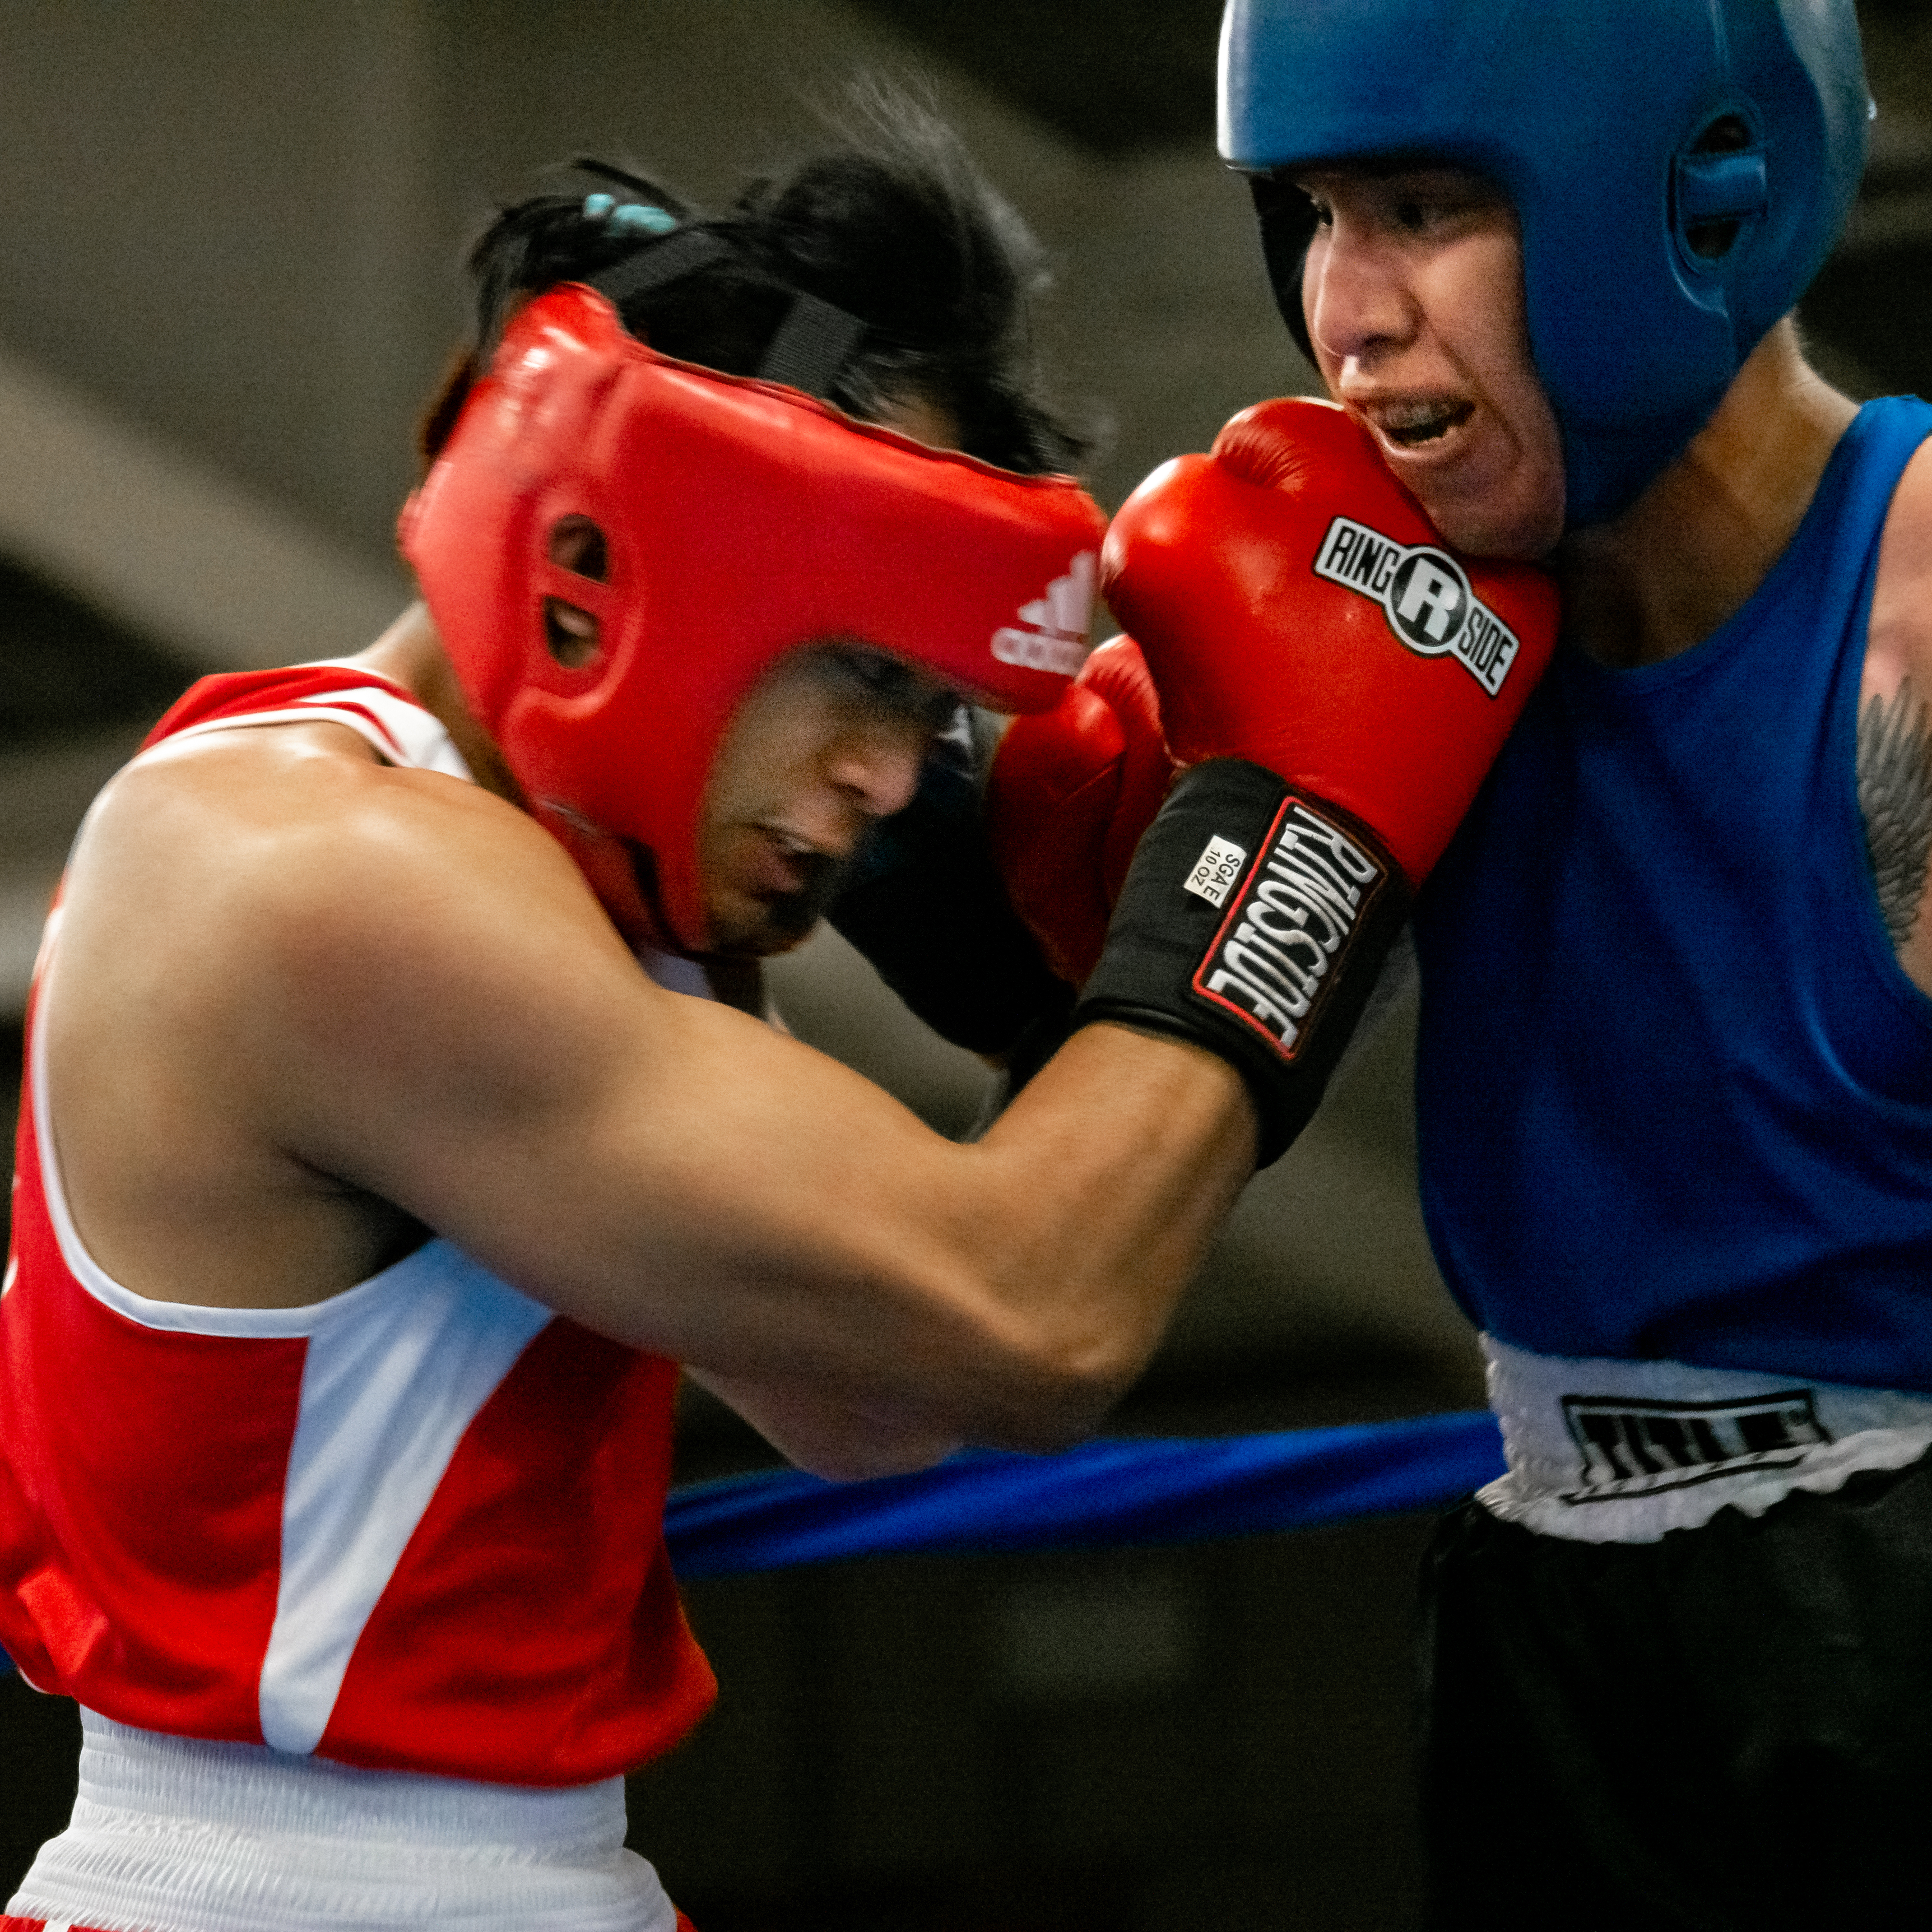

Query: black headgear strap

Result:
[1248,174,1320,367]
[588,230,869,402]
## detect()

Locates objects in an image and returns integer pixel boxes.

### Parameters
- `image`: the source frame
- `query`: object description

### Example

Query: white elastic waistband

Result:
[5,1712,677,1932]
[1477,1335,1932,1545]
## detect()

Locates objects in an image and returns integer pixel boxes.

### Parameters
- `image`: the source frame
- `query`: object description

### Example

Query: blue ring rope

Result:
[663,1409,1504,1578]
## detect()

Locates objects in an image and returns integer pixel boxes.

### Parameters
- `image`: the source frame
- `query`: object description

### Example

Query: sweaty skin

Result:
[1855,426,1932,976]
[1297,160,1932,995]
[40,605,1255,1483]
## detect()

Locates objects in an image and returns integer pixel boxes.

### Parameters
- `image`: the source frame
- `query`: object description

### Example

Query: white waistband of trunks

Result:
[5,1711,678,1932]
[1477,1334,1932,1545]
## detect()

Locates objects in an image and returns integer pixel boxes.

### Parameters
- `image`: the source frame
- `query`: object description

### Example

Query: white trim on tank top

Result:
[160,661,476,783]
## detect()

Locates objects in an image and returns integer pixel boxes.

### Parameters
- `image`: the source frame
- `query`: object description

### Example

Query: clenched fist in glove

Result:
[986,635,1174,990]
[828,646,1173,1076]
[1080,396,1558,1163]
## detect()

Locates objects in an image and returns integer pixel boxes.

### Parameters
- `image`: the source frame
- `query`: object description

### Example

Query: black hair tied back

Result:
[419,81,1086,478]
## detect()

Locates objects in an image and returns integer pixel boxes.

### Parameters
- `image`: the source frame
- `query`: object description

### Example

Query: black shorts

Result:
[1419,1448,1932,1931]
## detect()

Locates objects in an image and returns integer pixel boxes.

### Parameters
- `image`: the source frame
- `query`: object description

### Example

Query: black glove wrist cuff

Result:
[1074,758,1411,1166]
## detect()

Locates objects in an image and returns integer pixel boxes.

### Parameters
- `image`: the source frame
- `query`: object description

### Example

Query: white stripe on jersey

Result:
[31,943,557,1750]
[262,1244,552,1753]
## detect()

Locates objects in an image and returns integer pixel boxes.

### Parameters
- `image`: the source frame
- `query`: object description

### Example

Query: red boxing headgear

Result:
[400,284,1108,952]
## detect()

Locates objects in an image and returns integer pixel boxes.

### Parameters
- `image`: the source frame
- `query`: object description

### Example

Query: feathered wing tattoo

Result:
[1858,679,1932,950]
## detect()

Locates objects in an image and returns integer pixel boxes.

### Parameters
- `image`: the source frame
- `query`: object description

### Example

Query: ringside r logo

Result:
[1388,551,1467,648]
[1313,516,1521,697]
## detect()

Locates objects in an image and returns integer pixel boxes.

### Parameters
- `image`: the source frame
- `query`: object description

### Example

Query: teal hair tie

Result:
[582,192,616,220]
[610,202,677,236]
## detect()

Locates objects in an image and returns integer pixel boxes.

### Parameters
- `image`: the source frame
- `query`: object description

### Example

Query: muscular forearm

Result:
[637,1024,1253,1458]
[696,1019,1252,1449]
[923,1021,1256,1445]
[562,1008,1255,1455]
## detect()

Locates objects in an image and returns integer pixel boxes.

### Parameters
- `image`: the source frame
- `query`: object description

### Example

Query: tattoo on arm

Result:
[1858,679,1932,949]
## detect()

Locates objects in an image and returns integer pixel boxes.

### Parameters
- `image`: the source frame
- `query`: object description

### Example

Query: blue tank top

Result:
[1412,396,1932,1388]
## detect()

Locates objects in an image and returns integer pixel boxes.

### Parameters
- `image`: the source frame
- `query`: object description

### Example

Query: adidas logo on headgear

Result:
[992,551,1095,677]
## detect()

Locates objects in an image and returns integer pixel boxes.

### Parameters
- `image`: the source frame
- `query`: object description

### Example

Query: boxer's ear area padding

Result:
[1676,114,1763,264]
[543,599,601,668]
[543,517,608,667]
[1250,174,1320,366]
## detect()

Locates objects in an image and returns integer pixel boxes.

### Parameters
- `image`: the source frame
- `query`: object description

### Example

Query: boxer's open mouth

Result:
[750,825,838,901]
[1375,400,1474,447]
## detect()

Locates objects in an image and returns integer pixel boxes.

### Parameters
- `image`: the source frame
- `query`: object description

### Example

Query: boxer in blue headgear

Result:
[1093,0,1932,1919]
[1220,0,1870,525]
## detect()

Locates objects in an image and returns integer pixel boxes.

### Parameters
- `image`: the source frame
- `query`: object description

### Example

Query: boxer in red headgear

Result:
[0,92,1548,1932]
[0,105,1223,1932]
[401,280,1100,960]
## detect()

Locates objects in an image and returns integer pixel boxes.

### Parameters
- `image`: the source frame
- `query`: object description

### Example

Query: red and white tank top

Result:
[0,663,716,1785]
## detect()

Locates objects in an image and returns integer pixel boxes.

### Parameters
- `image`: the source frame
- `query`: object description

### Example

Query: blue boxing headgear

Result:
[1220,0,1869,526]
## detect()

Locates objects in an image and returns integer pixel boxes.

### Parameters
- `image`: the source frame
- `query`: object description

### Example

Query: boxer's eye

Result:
[827,647,959,730]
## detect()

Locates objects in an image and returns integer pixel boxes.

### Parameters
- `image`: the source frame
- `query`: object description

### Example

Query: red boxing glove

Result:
[986,635,1175,986]
[1073,398,1558,1164]
[1101,396,1558,889]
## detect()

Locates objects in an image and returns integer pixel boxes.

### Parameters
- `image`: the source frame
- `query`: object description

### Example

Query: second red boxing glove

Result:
[1069,398,1558,1163]
[986,635,1174,988]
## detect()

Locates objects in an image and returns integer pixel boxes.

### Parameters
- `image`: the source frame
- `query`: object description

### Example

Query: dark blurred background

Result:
[3,3,1930,1925]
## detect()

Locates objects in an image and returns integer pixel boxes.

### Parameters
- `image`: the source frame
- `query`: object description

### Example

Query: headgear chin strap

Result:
[1219,0,1869,527]
[400,284,1107,953]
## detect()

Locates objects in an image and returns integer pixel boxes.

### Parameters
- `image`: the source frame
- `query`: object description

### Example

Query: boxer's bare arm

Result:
[1864,439,1932,995]
[44,722,1252,1469]
[680,1366,970,1479]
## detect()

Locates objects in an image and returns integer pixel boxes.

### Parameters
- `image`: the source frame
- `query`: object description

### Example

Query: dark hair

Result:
[420,87,1086,477]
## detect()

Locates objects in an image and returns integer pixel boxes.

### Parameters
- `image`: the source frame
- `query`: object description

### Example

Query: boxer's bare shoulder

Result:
[43,713,603,1313]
